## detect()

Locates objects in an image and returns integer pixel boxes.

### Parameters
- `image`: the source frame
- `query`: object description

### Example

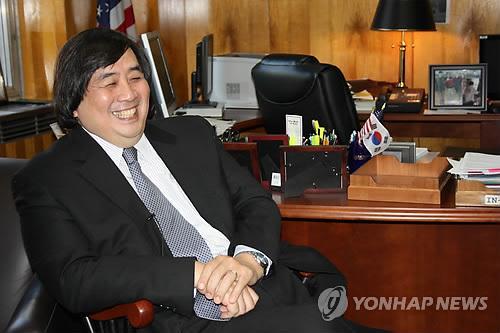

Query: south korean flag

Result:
[362,113,392,156]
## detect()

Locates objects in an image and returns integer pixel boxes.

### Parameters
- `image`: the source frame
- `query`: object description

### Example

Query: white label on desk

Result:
[484,195,500,206]
[285,114,302,146]
[271,172,282,187]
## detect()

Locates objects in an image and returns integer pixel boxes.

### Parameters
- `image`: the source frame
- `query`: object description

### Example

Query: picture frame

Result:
[280,145,348,197]
[247,134,289,189]
[222,142,261,183]
[381,141,416,163]
[429,64,488,112]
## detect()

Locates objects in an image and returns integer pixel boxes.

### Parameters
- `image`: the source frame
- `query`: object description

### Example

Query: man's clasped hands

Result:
[194,252,265,319]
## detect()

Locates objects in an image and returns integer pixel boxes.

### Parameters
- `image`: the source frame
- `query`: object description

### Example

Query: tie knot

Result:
[122,147,138,165]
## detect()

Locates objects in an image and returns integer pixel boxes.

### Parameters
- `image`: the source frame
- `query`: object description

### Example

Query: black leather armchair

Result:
[251,54,359,145]
[0,158,85,332]
[1,157,344,332]
[1,157,153,333]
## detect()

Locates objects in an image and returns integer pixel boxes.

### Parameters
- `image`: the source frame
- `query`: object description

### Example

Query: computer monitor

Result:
[479,34,500,101]
[186,33,217,108]
[140,31,177,118]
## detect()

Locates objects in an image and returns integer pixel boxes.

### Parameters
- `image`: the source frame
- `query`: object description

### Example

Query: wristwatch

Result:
[245,251,270,273]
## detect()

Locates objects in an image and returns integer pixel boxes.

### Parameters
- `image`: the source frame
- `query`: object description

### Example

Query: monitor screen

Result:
[140,31,176,118]
[201,34,214,100]
[185,33,217,108]
[480,34,500,100]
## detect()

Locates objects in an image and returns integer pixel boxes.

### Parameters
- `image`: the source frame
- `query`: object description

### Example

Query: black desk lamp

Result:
[371,0,436,88]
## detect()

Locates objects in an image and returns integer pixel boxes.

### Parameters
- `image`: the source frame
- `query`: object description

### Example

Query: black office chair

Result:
[1,157,153,333]
[251,54,359,145]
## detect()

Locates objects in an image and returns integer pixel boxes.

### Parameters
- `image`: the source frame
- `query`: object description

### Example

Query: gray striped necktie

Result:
[122,147,224,321]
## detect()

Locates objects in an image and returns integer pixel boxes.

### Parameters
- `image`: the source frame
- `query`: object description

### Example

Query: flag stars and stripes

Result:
[96,3,110,19]
[96,0,136,41]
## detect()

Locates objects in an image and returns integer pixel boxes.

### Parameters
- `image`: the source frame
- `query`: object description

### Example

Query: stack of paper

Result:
[353,89,375,114]
[204,118,236,136]
[447,152,500,189]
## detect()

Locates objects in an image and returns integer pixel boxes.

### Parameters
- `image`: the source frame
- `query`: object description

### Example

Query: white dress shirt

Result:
[85,130,272,274]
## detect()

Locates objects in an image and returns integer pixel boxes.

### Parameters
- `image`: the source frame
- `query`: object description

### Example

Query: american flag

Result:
[358,117,374,141]
[97,0,136,41]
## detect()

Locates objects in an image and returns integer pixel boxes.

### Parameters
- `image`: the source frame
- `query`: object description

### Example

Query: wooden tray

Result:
[348,155,450,204]
[456,179,500,207]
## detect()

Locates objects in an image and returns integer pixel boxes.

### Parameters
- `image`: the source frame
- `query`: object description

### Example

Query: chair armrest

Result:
[90,300,154,329]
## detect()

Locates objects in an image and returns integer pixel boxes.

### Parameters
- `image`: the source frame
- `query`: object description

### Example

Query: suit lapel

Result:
[144,122,226,234]
[69,127,163,251]
[144,123,200,203]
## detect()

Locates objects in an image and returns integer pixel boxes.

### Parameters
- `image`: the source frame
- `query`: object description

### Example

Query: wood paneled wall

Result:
[19,0,500,107]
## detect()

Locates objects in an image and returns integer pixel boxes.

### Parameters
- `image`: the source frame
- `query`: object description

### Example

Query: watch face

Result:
[252,251,268,269]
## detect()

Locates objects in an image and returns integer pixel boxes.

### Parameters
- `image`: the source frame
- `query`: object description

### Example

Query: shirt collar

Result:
[83,127,149,166]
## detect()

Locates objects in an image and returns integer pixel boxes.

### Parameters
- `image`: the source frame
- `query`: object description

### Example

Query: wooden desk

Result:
[358,112,500,151]
[275,183,499,333]
[229,107,500,153]
[223,108,265,134]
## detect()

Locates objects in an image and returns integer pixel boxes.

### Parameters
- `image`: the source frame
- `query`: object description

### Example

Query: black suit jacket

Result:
[12,116,282,317]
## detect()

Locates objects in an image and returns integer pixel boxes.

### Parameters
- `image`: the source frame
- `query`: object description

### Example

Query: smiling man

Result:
[12,28,385,333]
[73,48,150,147]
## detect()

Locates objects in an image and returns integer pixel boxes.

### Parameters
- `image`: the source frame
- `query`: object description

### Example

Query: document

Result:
[448,152,500,175]
[447,152,500,189]
[353,89,375,113]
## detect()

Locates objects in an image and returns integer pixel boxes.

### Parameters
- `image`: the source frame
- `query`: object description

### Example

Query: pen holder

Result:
[280,145,348,198]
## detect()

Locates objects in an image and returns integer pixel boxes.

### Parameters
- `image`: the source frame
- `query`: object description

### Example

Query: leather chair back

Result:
[0,158,30,331]
[1,158,85,333]
[251,54,359,145]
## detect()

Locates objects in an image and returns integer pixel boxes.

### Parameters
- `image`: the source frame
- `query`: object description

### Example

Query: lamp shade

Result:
[371,0,436,31]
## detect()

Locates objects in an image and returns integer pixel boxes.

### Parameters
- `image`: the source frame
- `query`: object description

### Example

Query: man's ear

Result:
[73,110,79,118]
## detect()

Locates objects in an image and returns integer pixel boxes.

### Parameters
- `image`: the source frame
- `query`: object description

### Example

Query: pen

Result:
[312,120,320,135]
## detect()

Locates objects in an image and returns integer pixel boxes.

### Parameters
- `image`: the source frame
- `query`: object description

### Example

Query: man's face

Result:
[73,49,150,148]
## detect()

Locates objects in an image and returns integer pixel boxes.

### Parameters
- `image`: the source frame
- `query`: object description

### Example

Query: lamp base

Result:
[385,88,425,113]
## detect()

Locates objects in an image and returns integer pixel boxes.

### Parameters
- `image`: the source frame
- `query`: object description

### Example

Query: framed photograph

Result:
[429,64,487,111]
[381,142,416,163]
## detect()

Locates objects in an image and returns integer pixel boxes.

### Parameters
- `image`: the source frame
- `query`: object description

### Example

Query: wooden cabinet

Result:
[276,187,500,333]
